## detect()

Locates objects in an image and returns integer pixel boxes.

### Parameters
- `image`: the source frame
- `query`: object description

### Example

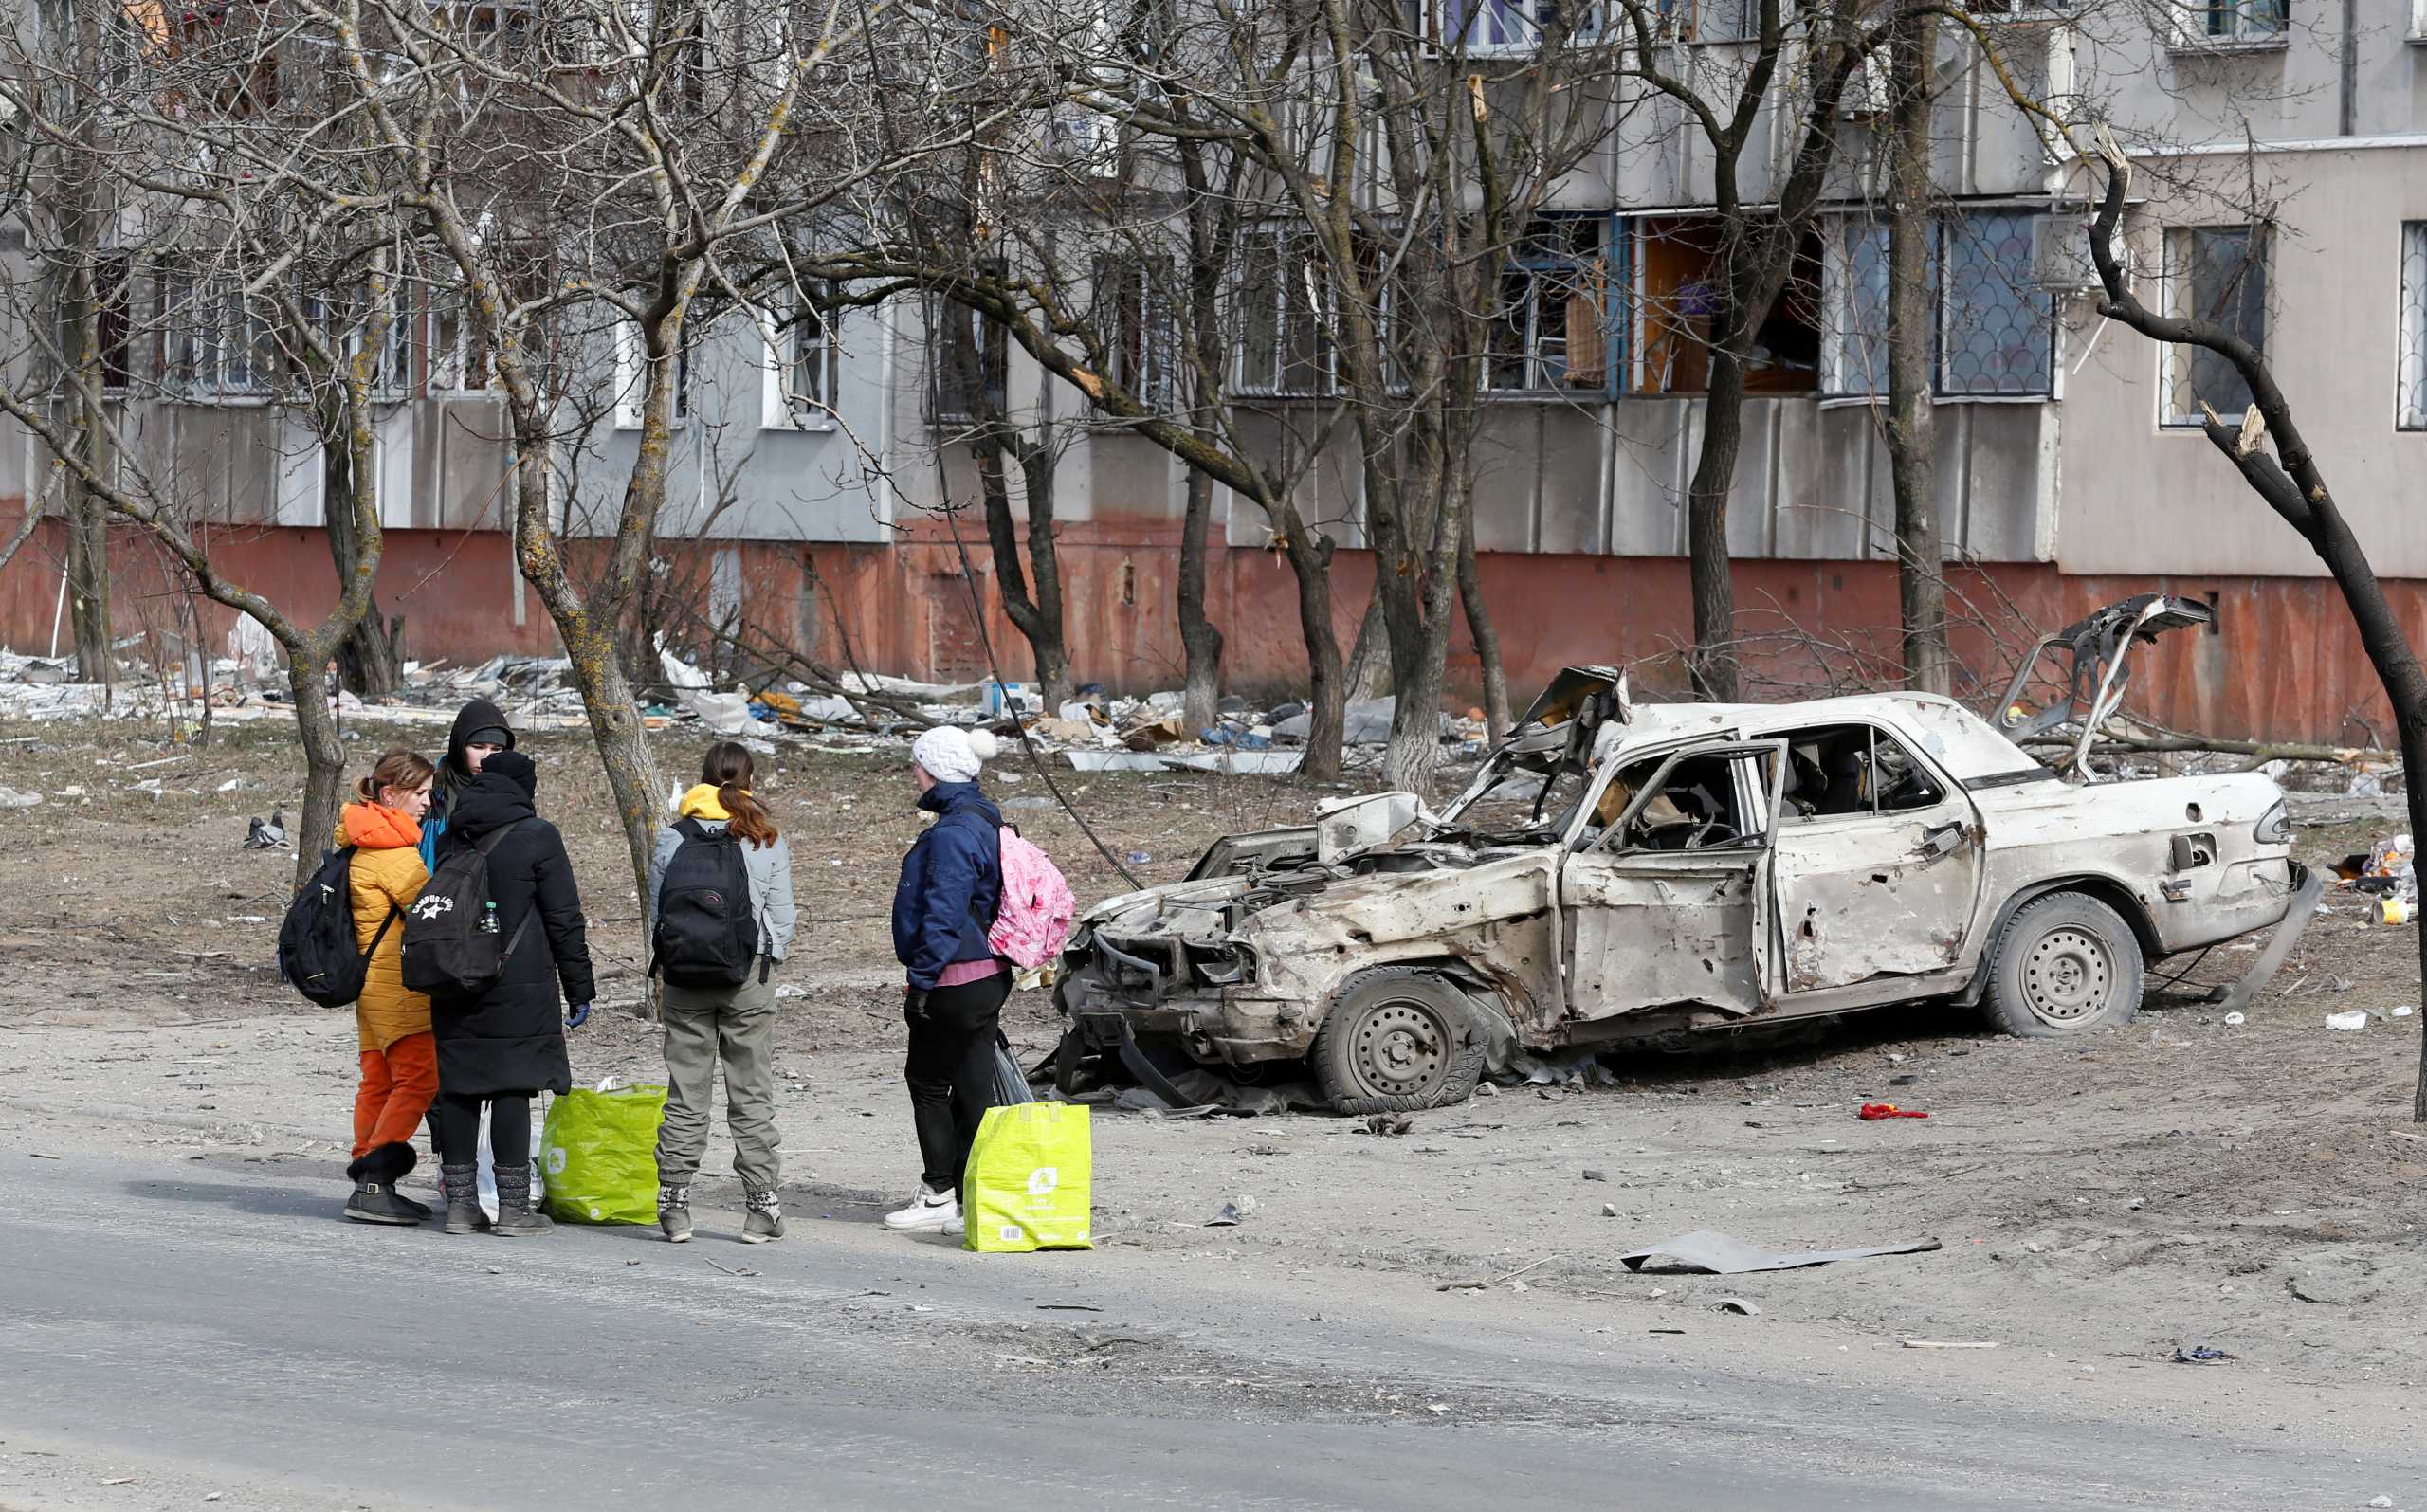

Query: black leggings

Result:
[430,1091,532,1170]
[903,974,1013,1196]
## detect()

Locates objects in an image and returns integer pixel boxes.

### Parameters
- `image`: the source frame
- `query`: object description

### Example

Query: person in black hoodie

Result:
[421,698,515,872]
[429,749,594,1237]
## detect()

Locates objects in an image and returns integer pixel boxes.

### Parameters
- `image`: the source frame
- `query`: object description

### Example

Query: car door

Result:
[1557,740,1786,1026]
[1768,723,1983,994]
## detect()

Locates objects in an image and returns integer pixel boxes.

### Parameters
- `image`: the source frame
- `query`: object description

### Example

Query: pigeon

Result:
[245,808,289,850]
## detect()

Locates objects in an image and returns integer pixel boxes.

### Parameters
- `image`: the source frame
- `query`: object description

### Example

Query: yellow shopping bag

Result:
[962,1102,1093,1253]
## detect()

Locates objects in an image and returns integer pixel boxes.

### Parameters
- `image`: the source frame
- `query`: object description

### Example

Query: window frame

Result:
[612,317,690,430]
[1409,0,1611,56]
[759,287,838,430]
[1233,228,1337,399]
[1487,212,1623,398]
[1094,256,1178,413]
[2159,223,2270,429]
[1820,209,2057,401]
[2175,0,2289,46]
[1772,723,1955,828]
[2400,221,2427,431]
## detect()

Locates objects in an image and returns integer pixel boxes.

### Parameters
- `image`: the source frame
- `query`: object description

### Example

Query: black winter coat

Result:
[427,753,593,1098]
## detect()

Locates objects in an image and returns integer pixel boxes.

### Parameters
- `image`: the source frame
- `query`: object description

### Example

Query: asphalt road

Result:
[0,1152,2411,1511]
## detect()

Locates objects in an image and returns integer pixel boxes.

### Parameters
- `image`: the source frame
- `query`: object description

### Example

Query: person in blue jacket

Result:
[884,725,1005,1236]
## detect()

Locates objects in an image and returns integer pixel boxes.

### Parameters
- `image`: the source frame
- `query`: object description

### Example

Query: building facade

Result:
[3,2,2423,746]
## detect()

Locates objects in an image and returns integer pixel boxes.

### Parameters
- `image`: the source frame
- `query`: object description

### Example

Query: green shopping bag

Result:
[538,1080,666,1225]
[962,1102,1093,1253]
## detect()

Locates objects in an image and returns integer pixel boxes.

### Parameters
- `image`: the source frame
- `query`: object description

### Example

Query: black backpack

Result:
[650,818,761,987]
[277,847,397,1008]
[401,822,530,996]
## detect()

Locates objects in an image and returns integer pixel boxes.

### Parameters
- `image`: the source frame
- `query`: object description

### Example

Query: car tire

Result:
[1311,967,1487,1114]
[1982,891,2145,1039]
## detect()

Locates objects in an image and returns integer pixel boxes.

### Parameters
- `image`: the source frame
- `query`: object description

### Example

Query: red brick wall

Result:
[0,506,2406,748]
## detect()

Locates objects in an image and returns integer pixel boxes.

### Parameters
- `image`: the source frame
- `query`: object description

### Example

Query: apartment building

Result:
[1,2,2418,745]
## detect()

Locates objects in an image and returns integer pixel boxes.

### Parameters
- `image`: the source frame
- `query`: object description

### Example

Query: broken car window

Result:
[1588,749,1761,854]
[1779,724,1946,821]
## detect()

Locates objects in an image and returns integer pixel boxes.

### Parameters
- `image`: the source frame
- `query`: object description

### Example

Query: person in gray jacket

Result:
[646,740,798,1243]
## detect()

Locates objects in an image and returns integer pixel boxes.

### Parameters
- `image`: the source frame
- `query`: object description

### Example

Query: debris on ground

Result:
[2172,1345,2235,1364]
[1203,1196,1258,1228]
[1619,1230,1943,1276]
[1711,1297,1761,1316]
[1858,1102,1929,1120]
[2327,1011,2370,1031]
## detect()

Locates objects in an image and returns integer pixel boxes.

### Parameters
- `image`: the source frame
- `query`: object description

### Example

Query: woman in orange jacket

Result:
[341,750,441,1226]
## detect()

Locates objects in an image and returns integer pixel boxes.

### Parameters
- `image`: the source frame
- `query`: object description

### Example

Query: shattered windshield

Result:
[1438,750,1595,842]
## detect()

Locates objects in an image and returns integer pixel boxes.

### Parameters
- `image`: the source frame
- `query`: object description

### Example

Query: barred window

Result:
[2401,223,2427,430]
[1939,209,2053,395]
[2192,0,2286,43]
[1236,231,1334,397]
[2162,226,2267,428]
[1096,258,1177,411]
[1822,211,2051,398]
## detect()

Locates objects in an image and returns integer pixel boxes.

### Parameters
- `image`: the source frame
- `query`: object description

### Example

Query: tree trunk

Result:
[511,427,666,911]
[1292,541,1345,781]
[322,420,404,697]
[975,432,1071,712]
[1457,519,1511,741]
[1687,344,1749,701]
[64,477,111,686]
[284,642,349,896]
[1177,465,1225,735]
[1342,588,1391,701]
[1885,12,1949,696]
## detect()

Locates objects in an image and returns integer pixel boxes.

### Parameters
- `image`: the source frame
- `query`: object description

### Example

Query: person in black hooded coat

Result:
[421,698,515,872]
[429,749,594,1237]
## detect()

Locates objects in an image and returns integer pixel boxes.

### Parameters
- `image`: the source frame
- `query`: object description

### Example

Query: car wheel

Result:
[1982,891,2145,1039]
[1311,968,1487,1114]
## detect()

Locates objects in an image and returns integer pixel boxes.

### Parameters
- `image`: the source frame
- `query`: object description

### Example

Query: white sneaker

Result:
[941,1213,965,1239]
[883,1185,958,1231]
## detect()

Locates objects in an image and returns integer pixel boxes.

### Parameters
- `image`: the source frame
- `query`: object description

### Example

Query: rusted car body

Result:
[1055,596,2317,1112]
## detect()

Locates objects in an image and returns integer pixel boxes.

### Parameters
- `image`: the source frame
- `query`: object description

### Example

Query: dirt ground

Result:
[3,712,2424,1449]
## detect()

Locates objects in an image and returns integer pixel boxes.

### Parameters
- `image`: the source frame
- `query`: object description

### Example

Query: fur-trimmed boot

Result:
[440,1162,489,1236]
[492,1162,554,1238]
[344,1142,425,1227]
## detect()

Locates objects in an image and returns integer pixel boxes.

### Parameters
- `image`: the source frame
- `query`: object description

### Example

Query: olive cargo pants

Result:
[653,965,781,1193]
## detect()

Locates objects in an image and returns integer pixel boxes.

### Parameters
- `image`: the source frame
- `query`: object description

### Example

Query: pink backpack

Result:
[989,827,1077,970]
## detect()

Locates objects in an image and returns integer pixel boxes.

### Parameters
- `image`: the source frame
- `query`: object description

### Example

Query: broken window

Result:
[760,286,836,427]
[1632,217,1821,396]
[52,254,134,393]
[1594,747,1761,852]
[1778,725,1947,823]
[2162,225,2266,427]
[929,292,1011,425]
[1487,215,1616,393]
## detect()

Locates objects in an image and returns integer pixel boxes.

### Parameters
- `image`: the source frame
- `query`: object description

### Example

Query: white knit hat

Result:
[912,725,999,784]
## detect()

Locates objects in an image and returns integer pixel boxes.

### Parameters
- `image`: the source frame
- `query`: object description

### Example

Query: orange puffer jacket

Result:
[340,803,433,1052]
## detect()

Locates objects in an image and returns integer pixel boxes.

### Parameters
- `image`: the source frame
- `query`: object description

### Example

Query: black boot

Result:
[492,1163,553,1238]
[440,1162,489,1236]
[344,1143,425,1227]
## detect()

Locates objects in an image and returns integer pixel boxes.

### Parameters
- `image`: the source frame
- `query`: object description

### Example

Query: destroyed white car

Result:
[1054,595,2318,1113]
